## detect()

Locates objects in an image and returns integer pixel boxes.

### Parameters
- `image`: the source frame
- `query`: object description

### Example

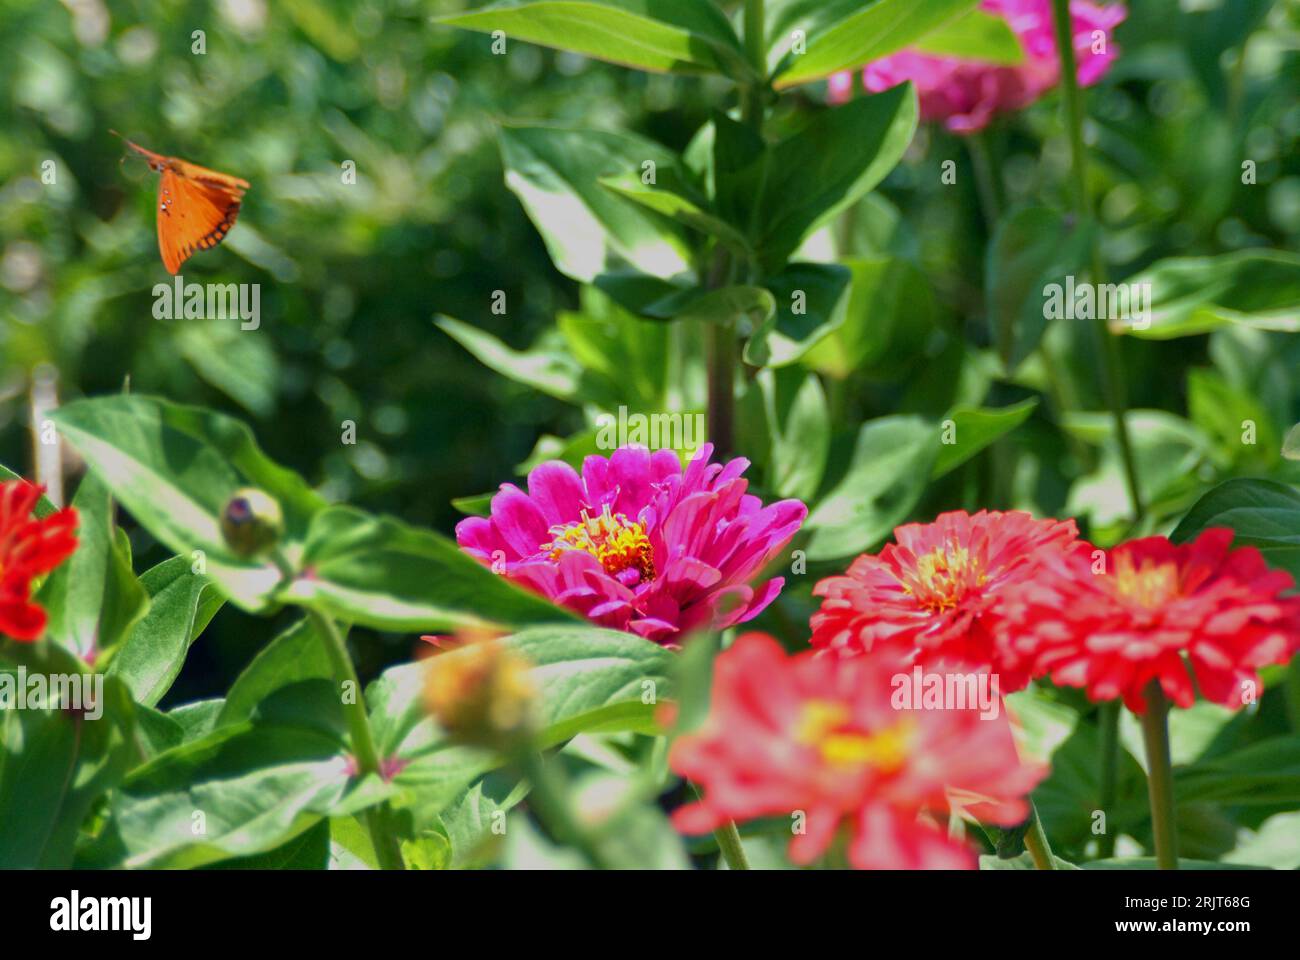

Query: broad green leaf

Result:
[931,399,1039,479]
[600,168,750,251]
[451,493,495,517]
[710,112,767,233]
[108,556,223,708]
[759,261,854,367]
[1223,811,1300,869]
[435,0,749,78]
[761,367,830,502]
[1170,478,1300,581]
[176,320,279,418]
[770,0,978,89]
[913,8,1023,64]
[499,125,692,283]
[37,472,149,663]
[371,625,676,824]
[208,819,331,869]
[0,673,140,868]
[439,774,529,868]
[84,722,384,869]
[803,415,937,560]
[986,207,1093,372]
[802,257,936,377]
[557,288,672,410]
[437,315,586,402]
[1081,857,1262,870]
[758,85,918,270]
[1186,368,1279,471]
[218,618,333,726]
[50,395,326,611]
[1118,251,1300,339]
[281,505,578,632]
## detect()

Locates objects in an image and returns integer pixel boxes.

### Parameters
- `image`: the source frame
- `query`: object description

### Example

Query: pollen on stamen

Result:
[543,503,655,584]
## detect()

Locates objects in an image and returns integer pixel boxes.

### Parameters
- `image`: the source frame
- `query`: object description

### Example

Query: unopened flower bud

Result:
[220,487,284,557]
[424,637,536,749]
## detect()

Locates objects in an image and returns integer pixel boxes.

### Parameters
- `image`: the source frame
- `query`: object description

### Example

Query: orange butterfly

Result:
[112,131,249,275]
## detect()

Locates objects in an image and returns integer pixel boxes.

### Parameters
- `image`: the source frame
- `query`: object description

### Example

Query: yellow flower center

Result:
[899,544,986,614]
[545,504,655,583]
[796,700,913,771]
[1109,553,1179,608]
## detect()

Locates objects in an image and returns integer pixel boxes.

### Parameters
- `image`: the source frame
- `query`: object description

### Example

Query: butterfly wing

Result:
[156,164,248,275]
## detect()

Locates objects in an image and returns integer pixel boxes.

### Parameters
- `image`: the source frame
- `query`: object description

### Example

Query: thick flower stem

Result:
[1049,0,1145,525]
[1097,700,1119,858]
[690,783,750,870]
[306,608,406,871]
[1022,801,1057,870]
[1138,683,1179,870]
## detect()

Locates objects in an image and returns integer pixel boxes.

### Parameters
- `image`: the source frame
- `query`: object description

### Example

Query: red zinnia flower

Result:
[669,633,1045,869]
[810,510,1078,690]
[0,480,79,642]
[996,528,1300,713]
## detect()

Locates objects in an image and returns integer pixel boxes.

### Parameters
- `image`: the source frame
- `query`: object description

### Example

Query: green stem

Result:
[690,783,750,870]
[707,313,737,459]
[519,750,614,869]
[1138,683,1179,870]
[1050,0,1145,525]
[1286,653,1300,733]
[306,608,405,870]
[1022,801,1057,870]
[1097,700,1119,858]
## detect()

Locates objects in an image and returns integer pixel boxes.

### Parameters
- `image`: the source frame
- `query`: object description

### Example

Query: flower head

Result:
[670,633,1044,869]
[424,632,537,749]
[456,445,806,644]
[831,0,1127,133]
[997,529,1300,713]
[811,510,1078,690]
[0,480,79,642]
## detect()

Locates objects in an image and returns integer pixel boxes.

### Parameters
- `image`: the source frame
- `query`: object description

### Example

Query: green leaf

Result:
[207,819,331,869]
[281,505,579,632]
[439,774,529,868]
[1170,478,1300,581]
[758,86,918,270]
[761,367,830,502]
[434,0,749,79]
[801,256,936,377]
[1081,857,1264,870]
[108,556,223,708]
[0,673,140,868]
[931,399,1039,479]
[913,8,1023,64]
[451,493,495,518]
[176,320,279,418]
[50,395,326,612]
[803,415,937,560]
[499,125,692,283]
[1118,251,1300,339]
[37,472,149,663]
[437,315,586,402]
[218,618,334,726]
[1223,811,1300,869]
[371,625,676,824]
[85,722,381,869]
[770,0,979,89]
[600,168,750,251]
[986,207,1093,372]
[759,261,854,367]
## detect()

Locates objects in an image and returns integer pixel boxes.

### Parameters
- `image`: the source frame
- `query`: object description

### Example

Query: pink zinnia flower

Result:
[830,0,1127,133]
[670,633,1045,869]
[810,510,1078,691]
[996,529,1300,713]
[456,445,806,643]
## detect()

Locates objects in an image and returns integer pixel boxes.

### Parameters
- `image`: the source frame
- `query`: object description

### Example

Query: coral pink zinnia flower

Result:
[810,510,1078,691]
[830,0,1127,133]
[0,479,79,642]
[670,633,1045,869]
[996,529,1300,713]
[456,445,806,644]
